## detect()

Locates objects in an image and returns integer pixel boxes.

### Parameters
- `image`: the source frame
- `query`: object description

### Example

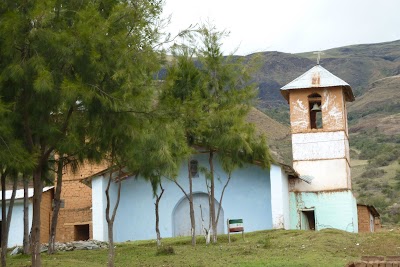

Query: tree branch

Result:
[165,176,189,200]
[215,172,231,226]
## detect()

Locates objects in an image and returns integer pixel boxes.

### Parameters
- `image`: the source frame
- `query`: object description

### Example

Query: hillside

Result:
[247,108,292,165]
[250,40,400,108]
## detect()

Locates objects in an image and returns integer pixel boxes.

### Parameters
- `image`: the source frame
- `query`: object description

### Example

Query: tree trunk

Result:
[154,183,164,247]
[199,204,211,244]
[105,170,122,267]
[1,170,9,267]
[188,160,196,246]
[1,170,7,267]
[208,151,217,243]
[23,174,30,254]
[48,158,64,254]
[1,172,18,267]
[107,220,115,267]
[215,173,231,228]
[31,167,44,267]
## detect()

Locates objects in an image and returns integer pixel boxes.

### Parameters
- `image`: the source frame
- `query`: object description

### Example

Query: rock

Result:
[10,247,22,256]
[40,246,48,253]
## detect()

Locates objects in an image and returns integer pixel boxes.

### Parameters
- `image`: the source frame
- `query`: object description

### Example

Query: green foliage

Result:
[351,133,400,167]
[361,168,386,179]
[0,1,166,264]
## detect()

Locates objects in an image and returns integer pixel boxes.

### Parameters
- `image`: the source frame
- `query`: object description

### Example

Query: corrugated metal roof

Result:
[280,65,355,102]
[0,186,54,201]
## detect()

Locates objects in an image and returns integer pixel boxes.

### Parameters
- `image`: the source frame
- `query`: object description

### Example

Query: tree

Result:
[164,24,272,244]
[1,171,17,267]
[161,45,203,246]
[0,1,164,265]
[135,121,190,248]
[196,24,272,243]
[23,174,30,254]
[0,100,34,266]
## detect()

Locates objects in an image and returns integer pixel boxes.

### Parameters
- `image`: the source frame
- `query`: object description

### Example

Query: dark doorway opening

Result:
[74,224,90,241]
[301,210,316,230]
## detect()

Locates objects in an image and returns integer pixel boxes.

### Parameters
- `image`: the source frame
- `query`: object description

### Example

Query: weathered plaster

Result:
[292,131,349,161]
[291,158,351,191]
[289,190,358,233]
[289,87,346,133]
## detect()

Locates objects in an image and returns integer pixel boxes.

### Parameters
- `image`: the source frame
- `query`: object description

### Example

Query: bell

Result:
[311,103,321,111]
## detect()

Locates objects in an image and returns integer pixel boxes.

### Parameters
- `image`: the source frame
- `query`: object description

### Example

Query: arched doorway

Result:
[173,192,224,237]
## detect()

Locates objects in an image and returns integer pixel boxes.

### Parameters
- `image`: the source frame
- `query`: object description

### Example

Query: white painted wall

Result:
[0,200,33,247]
[292,158,351,191]
[270,165,290,229]
[92,176,109,241]
[92,154,279,242]
[292,131,349,161]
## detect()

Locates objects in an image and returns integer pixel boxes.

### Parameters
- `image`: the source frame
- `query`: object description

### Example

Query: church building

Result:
[1,63,364,246]
[85,63,359,242]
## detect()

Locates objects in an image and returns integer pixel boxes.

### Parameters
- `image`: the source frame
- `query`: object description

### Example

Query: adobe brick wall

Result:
[357,205,381,233]
[346,256,400,267]
[40,189,54,243]
[55,162,108,242]
[357,205,371,233]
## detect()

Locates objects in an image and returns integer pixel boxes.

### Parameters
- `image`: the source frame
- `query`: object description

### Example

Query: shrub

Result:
[361,168,386,179]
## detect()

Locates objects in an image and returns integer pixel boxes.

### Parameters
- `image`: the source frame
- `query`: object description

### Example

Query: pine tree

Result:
[164,24,272,244]
[0,1,164,265]
[161,45,203,246]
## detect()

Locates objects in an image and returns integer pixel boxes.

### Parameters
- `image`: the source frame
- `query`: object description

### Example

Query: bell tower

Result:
[281,64,358,232]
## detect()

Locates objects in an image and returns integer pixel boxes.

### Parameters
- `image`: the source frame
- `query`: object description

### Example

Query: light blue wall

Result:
[93,154,273,242]
[0,200,33,247]
[289,190,358,233]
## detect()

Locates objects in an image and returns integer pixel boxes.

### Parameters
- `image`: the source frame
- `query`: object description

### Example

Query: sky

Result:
[162,0,400,56]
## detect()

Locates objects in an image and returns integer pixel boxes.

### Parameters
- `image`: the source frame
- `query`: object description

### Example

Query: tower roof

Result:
[280,65,355,102]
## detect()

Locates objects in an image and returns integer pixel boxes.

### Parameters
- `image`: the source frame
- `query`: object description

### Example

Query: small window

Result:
[190,160,199,178]
[308,93,323,129]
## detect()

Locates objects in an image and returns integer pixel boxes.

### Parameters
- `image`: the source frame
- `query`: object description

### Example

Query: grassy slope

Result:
[8,229,400,267]
[247,108,292,165]
[348,75,400,135]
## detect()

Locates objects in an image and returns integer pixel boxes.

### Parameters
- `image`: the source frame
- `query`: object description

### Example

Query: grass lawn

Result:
[8,229,400,267]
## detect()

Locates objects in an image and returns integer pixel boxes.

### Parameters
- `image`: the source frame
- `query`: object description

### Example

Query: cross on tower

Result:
[313,51,325,65]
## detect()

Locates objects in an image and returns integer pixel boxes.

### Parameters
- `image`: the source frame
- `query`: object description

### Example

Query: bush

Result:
[361,168,386,179]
